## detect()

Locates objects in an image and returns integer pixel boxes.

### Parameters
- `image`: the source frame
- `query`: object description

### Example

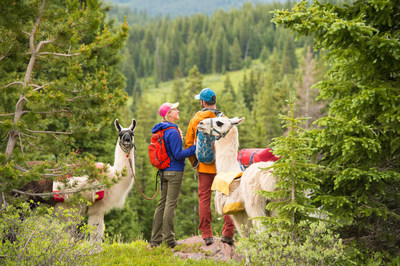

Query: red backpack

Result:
[148,127,177,170]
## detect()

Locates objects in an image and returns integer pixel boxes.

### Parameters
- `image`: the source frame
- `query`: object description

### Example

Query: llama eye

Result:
[216,121,223,127]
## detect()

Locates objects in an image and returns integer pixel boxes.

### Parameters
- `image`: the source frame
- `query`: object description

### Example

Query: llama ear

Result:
[129,119,136,131]
[231,117,245,125]
[114,119,122,132]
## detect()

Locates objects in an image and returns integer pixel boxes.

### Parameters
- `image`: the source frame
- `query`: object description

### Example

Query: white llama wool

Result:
[197,116,278,237]
[54,119,136,246]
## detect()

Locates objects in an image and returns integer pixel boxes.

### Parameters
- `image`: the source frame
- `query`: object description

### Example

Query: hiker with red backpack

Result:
[149,102,196,249]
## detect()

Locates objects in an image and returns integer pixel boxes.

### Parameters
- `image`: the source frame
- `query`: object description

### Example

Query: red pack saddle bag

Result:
[237,148,279,170]
[53,162,105,202]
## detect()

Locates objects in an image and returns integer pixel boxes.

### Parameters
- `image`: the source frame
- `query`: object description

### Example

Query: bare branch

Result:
[18,133,25,158]
[66,94,99,102]
[14,164,63,178]
[11,185,106,197]
[15,164,64,173]
[0,45,13,61]
[31,83,48,91]
[0,113,15,117]
[36,39,56,52]
[34,110,70,115]
[1,109,69,117]
[19,133,44,152]
[29,0,46,54]
[15,96,28,108]
[51,133,62,142]
[38,52,80,57]
[25,129,72,135]
[2,81,24,89]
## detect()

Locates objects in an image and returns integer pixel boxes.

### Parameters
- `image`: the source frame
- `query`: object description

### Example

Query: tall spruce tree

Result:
[273,0,400,258]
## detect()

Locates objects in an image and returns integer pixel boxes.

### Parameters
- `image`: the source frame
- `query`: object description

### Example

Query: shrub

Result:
[0,202,95,265]
[237,221,354,265]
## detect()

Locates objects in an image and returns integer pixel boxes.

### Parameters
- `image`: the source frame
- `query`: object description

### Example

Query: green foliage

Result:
[273,0,400,259]
[0,0,128,197]
[0,202,94,265]
[237,221,354,265]
[260,96,323,228]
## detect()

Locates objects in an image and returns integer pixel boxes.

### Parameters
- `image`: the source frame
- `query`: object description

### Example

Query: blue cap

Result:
[194,88,216,103]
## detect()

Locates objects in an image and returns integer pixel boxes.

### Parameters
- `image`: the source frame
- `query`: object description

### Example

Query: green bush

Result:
[0,202,95,265]
[237,221,354,265]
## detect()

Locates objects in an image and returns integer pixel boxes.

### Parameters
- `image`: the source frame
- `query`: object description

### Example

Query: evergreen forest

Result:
[0,0,399,264]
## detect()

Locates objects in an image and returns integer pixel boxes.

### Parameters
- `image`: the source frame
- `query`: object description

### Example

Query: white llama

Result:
[197,116,278,237]
[53,119,136,245]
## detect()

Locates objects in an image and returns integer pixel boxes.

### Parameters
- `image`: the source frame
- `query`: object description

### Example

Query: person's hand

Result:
[192,157,199,169]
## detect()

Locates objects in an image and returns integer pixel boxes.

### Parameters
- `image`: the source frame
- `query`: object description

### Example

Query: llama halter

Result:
[209,118,230,140]
[118,132,135,154]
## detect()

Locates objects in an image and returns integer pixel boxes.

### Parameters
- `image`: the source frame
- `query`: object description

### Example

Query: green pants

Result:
[150,171,183,245]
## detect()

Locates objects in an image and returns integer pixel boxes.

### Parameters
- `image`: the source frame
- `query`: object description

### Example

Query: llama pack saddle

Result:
[53,162,105,203]
[211,148,279,214]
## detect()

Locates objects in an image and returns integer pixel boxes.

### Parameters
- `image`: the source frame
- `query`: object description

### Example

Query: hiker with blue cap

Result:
[185,88,236,246]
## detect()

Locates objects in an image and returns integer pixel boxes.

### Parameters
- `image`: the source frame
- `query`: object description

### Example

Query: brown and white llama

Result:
[53,119,137,245]
[197,116,278,237]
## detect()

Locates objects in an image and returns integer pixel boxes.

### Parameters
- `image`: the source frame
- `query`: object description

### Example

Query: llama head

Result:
[114,119,136,153]
[197,116,245,138]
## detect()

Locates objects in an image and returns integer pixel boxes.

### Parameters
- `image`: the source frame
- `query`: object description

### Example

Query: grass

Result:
[87,240,239,265]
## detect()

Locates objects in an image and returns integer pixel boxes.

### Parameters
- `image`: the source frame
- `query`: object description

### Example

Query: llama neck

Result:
[215,126,242,173]
[113,142,135,173]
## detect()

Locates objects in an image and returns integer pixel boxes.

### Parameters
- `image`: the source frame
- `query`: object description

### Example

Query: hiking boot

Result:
[167,241,180,248]
[204,237,214,246]
[221,235,234,246]
[150,241,161,248]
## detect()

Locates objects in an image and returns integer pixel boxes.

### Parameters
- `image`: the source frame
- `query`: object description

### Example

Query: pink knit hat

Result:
[158,102,179,117]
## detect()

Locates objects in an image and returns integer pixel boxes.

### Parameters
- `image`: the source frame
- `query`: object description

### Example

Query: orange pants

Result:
[198,172,235,239]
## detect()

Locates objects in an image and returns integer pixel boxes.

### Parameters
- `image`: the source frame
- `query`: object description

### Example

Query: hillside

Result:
[106,0,278,17]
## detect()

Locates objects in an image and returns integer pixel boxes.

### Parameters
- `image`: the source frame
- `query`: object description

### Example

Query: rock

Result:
[174,236,243,263]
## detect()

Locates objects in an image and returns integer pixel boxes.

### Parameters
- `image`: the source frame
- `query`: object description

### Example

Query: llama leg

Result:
[230,212,250,237]
[245,196,267,234]
[88,212,104,246]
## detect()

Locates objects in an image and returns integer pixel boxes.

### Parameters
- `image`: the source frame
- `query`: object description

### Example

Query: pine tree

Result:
[229,38,243,70]
[218,75,237,117]
[262,95,321,226]
[0,0,128,196]
[179,65,203,126]
[273,0,400,257]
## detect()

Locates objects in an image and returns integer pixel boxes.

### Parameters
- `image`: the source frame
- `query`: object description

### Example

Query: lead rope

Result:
[127,156,160,200]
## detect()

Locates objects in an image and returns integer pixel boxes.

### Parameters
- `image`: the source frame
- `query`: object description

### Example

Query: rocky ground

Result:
[173,236,244,263]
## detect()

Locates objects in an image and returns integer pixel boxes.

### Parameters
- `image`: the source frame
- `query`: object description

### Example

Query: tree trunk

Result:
[5,1,44,160]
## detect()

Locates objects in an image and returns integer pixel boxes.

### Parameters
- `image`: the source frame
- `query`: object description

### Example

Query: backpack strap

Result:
[201,108,224,117]
[160,126,179,133]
